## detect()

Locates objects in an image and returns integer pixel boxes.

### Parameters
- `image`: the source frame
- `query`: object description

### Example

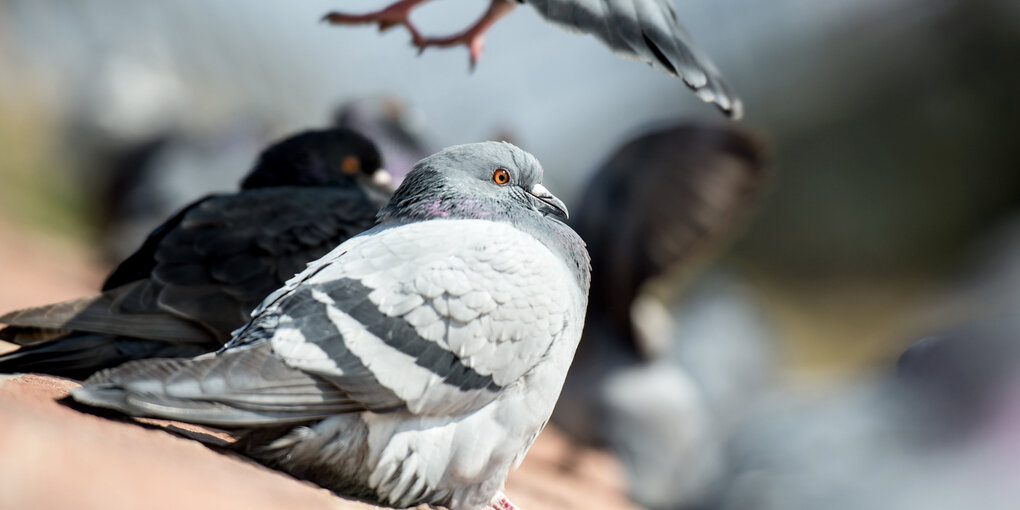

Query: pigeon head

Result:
[379,141,568,223]
[241,128,391,196]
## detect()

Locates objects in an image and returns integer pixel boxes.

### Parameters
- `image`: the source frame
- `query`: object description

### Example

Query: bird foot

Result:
[324,0,514,71]
[412,0,515,70]
[484,491,519,510]
[322,0,428,40]
[412,30,488,71]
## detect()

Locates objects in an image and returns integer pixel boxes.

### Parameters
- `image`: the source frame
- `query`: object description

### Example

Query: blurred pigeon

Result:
[551,123,772,509]
[333,97,434,185]
[322,0,742,118]
[897,320,1020,439]
[710,375,1020,510]
[702,217,1020,510]
[0,127,390,380]
[72,141,591,510]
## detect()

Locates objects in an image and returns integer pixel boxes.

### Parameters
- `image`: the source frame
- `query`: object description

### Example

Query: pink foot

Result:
[322,0,429,40]
[485,491,519,510]
[412,0,515,70]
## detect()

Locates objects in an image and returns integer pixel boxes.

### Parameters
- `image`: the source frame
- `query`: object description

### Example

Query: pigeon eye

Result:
[340,156,361,175]
[492,168,510,185]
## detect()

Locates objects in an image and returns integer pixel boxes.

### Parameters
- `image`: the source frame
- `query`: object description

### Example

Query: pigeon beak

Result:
[356,169,396,206]
[371,168,393,189]
[527,183,569,220]
[359,168,395,195]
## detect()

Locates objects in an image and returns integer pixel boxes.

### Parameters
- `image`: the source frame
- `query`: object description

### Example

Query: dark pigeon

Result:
[552,123,772,509]
[0,127,390,380]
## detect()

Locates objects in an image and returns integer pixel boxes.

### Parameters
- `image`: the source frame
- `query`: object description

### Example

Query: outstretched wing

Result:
[2,186,378,346]
[74,219,584,425]
[526,0,741,117]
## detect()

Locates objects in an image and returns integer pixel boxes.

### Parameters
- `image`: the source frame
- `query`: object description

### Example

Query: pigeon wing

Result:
[525,0,741,117]
[1,186,378,346]
[74,219,581,425]
[146,186,379,340]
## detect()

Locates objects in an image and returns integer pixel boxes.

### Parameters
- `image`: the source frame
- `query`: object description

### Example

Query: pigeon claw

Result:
[484,491,520,510]
[322,0,428,41]
[324,0,514,71]
[411,32,486,72]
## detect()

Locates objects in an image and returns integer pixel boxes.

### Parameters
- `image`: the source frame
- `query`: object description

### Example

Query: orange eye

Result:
[492,168,510,185]
[341,156,361,175]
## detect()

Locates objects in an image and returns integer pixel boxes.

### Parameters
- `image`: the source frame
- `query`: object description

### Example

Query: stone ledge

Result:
[0,374,635,510]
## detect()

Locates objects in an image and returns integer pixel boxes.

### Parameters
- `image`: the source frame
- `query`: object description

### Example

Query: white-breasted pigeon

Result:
[72,141,591,510]
[0,128,391,380]
[322,0,742,118]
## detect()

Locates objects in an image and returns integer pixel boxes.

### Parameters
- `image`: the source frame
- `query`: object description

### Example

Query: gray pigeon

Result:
[72,142,591,510]
[552,123,771,509]
[323,0,742,118]
[0,128,390,380]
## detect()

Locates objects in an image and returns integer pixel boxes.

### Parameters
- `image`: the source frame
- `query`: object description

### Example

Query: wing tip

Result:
[688,78,743,120]
[723,97,744,120]
[70,384,131,412]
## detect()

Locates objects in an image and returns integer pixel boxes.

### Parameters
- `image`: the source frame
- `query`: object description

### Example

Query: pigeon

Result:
[322,0,742,118]
[551,123,772,509]
[71,141,591,510]
[0,127,390,380]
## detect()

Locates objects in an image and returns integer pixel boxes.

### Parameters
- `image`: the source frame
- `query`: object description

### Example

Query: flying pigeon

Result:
[551,123,771,508]
[322,0,742,118]
[0,127,390,380]
[71,141,591,510]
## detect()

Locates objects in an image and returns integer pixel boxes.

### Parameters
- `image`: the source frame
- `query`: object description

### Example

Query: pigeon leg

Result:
[322,0,431,41]
[484,491,520,510]
[412,0,516,70]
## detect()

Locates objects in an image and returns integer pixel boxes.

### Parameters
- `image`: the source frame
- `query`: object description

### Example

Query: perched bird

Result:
[551,123,772,508]
[0,127,390,380]
[72,141,591,510]
[323,0,742,118]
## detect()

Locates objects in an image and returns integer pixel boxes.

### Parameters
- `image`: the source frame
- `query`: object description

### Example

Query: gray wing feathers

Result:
[276,222,576,416]
[74,342,366,426]
[75,220,581,427]
[526,0,741,117]
[0,282,214,345]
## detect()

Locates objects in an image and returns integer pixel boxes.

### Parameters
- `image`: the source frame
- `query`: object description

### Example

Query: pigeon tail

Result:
[0,332,206,380]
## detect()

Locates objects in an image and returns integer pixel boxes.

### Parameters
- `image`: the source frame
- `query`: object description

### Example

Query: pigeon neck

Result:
[379,196,590,294]
[515,214,591,296]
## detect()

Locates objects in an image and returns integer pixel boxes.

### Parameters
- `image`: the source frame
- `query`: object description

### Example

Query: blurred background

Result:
[1,0,1019,508]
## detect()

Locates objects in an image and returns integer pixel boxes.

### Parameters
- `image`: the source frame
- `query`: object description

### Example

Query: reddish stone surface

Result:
[0,374,367,510]
[0,220,105,315]
[0,374,636,510]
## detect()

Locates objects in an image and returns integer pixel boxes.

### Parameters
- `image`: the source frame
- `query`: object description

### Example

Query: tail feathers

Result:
[0,333,207,380]
[73,342,364,427]
[0,282,216,344]
[0,325,71,346]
